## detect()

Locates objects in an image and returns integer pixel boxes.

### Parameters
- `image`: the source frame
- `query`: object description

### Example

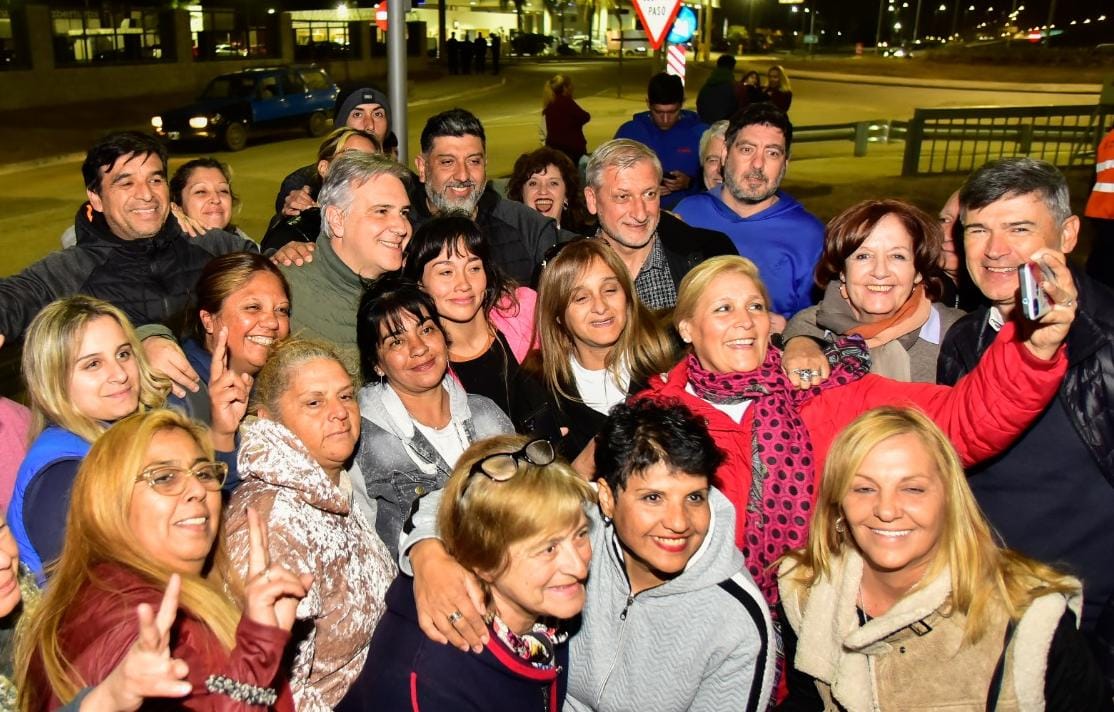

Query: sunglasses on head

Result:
[460,439,556,500]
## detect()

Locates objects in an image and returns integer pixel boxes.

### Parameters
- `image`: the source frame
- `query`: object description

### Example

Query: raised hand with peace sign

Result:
[208,326,253,454]
[243,507,313,631]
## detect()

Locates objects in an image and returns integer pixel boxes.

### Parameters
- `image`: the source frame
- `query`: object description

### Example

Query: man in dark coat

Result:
[446,32,459,74]
[936,157,1114,635]
[473,33,487,74]
[584,138,737,310]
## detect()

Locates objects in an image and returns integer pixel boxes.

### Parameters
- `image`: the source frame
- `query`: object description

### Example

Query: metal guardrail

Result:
[794,120,902,157]
[901,104,1114,177]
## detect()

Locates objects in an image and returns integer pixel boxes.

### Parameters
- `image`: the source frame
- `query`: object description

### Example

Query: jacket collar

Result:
[782,549,952,712]
[314,233,368,291]
[238,417,353,515]
[75,200,181,249]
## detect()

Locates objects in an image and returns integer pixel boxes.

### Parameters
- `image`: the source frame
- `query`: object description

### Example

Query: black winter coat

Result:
[936,269,1114,483]
[0,205,257,341]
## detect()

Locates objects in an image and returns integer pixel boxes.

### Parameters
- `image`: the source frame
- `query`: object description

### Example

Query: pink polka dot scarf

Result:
[684,336,870,605]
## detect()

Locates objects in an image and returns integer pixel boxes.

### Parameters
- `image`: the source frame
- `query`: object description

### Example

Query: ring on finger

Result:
[447,610,463,625]
[260,568,272,583]
[1062,299,1076,308]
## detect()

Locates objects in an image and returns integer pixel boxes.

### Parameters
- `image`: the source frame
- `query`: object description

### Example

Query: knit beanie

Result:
[335,87,391,129]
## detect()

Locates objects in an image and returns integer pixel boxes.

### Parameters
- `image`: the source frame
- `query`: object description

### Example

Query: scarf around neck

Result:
[819,281,932,349]
[685,338,870,605]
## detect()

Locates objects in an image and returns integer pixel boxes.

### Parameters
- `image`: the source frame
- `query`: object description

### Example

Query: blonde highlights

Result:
[16,410,242,710]
[438,434,595,599]
[21,296,170,443]
[782,406,1079,643]
[531,240,676,402]
[673,255,770,330]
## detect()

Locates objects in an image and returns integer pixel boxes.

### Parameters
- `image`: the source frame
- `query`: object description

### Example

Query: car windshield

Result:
[201,76,258,100]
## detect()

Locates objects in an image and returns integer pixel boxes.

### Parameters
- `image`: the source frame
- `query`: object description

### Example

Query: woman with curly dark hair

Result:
[506,148,594,235]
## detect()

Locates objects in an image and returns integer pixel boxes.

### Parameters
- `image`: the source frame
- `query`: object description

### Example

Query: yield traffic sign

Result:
[632,0,683,51]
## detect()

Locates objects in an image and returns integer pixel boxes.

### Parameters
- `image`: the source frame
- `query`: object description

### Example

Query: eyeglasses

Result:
[460,439,556,500]
[136,461,229,496]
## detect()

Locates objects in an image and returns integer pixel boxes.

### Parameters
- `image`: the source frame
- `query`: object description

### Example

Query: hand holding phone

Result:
[1018,260,1055,320]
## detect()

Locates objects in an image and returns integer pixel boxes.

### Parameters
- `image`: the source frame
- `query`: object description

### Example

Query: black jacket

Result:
[260,207,321,252]
[339,575,569,712]
[408,182,560,285]
[936,270,1114,483]
[0,205,257,341]
[658,210,739,288]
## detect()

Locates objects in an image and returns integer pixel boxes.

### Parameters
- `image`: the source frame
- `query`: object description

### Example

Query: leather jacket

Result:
[937,269,1114,483]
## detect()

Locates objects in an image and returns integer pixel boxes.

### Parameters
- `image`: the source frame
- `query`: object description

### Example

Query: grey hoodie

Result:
[400,487,777,712]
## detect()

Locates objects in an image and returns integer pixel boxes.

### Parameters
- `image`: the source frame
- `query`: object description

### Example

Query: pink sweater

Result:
[489,286,538,364]
[0,398,30,514]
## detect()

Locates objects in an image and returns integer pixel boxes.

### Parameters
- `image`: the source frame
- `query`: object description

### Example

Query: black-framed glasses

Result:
[136,461,229,496]
[460,439,556,500]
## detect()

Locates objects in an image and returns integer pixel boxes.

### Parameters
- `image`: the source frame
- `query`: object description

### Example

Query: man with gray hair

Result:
[937,157,1114,635]
[280,151,412,370]
[410,107,560,284]
[584,138,736,310]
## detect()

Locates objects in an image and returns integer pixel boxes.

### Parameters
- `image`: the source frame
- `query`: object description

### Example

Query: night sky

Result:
[723,0,1109,44]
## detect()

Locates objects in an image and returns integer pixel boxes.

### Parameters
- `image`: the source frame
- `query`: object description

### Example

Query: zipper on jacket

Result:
[619,594,635,620]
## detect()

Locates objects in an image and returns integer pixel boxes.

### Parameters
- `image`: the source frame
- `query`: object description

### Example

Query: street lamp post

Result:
[912,0,923,41]
[875,0,886,49]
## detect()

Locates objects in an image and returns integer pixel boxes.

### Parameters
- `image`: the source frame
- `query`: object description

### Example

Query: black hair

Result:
[169,157,238,209]
[356,272,445,384]
[420,108,486,154]
[82,131,168,193]
[401,212,516,317]
[725,103,794,154]
[384,131,399,153]
[959,157,1071,226]
[594,399,724,492]
[716,54,736,69]
[647,72,684,105]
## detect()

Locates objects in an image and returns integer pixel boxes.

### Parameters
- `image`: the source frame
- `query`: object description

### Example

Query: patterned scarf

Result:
[489,614,568,669]
[685,337,871,605]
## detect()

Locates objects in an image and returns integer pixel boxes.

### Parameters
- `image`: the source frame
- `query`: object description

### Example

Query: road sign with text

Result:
[632,0,683,51]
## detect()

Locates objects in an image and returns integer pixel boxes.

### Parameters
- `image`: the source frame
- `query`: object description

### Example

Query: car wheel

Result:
[307,110,330,137]
[223,122,248,152]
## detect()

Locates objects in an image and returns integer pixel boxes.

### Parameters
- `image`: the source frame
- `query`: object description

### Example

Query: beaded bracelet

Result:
[205,674,278,706]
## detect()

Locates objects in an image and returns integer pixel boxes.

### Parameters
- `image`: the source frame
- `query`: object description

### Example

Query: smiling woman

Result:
[352,274,514,559]
[777,407,1110,711]
[783,199,965,383]
[9,297,169,584]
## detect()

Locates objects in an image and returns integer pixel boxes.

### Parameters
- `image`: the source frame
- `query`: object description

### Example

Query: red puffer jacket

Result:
[644,321,1066,562]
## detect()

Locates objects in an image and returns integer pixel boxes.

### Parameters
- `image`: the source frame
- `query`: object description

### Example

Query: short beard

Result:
[427,181,482,215]
[724,167,782,205]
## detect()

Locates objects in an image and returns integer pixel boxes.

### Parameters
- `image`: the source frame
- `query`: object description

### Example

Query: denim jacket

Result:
[354,375,513,558]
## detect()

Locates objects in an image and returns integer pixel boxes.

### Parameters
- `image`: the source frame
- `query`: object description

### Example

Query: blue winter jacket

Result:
[675,186,825,318]
[614,110,708,209]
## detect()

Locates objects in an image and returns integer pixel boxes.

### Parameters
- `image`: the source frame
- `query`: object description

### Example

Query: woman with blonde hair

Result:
[777,406,1109,710]
[644,253,1074,605]
[512,239,676,462]
[9,296,170,582]
[17,408,311,711]
[764,65,792,112]
[340,433,593,712]
[542,74,591,166]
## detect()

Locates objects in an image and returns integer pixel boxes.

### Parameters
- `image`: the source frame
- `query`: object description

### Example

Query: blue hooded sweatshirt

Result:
[614,110,708,210]
[675,186,824,317]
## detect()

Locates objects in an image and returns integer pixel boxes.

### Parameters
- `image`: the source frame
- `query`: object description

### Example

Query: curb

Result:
[410,76,508,107]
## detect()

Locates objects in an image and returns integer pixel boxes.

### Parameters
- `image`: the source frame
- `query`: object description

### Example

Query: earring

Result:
[834,516,845,534]
[601,515,613,526]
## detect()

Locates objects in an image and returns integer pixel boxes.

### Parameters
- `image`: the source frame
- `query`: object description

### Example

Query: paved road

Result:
[0,58,1097,276]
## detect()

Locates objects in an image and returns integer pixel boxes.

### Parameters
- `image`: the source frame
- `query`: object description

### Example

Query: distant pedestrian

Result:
[446,32,459,74]
[736,70,764,111]
[474,33,487,74]
[459,32,472,75]
[542,74,590,166]
[696,54,739,124]
[764,64,792,113]
[490,32,501,74]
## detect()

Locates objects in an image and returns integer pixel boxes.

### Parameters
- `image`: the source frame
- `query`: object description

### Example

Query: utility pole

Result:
[388,0,408,163]
[912,0,923,42]
[875,0,886,48]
